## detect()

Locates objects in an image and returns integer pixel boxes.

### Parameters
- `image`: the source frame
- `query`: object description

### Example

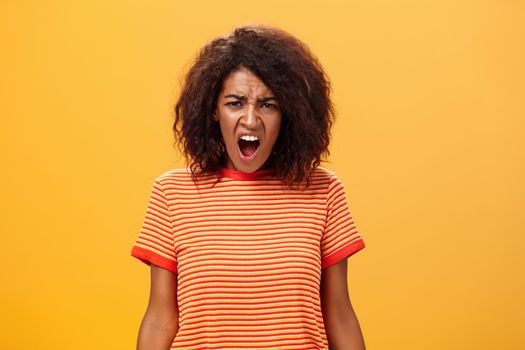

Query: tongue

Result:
[239,140,259,157]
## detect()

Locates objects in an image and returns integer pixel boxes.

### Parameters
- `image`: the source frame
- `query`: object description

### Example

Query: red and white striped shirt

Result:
[131,166,365,349]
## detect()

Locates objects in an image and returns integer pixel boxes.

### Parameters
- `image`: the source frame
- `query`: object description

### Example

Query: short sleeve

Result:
[131,177,178,274]
[321,174,365,269]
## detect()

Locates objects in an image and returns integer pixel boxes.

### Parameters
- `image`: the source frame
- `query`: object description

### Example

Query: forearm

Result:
[136,315,178,350]
[327,314,366,350]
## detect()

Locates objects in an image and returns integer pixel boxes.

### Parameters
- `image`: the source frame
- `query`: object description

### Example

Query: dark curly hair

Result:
[173,23,335,190]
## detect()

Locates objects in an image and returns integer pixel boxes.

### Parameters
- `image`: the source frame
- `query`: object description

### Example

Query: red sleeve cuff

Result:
[131,246,178,274]
[321,239,365,269]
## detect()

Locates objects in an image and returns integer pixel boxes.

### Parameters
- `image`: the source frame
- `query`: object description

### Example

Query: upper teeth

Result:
[240,135,258,141]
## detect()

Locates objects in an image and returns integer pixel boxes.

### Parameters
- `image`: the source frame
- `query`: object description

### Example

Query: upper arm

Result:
[144,264,179,327]
[320,257,356,325]
[136,264,178,349]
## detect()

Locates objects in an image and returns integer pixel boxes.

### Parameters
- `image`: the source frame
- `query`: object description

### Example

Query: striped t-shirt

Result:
[131,166,365,349]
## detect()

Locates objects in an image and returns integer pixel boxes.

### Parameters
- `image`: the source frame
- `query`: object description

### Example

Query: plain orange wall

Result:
[1,1,524,349]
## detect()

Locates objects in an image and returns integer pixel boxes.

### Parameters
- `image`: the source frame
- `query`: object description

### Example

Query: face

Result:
[214,66,282,173]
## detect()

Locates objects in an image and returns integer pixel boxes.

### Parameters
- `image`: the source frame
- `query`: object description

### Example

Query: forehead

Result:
[220,67,274,96]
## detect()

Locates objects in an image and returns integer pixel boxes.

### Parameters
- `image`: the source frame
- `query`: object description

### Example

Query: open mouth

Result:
[238,138,260,160]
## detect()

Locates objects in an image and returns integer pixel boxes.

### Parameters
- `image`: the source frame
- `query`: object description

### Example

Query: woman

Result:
[131,24,366,350]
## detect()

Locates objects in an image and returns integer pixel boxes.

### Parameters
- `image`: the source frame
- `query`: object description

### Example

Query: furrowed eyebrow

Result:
[224,94,245,100]
[224,94,278,103]
[258,96,278,103]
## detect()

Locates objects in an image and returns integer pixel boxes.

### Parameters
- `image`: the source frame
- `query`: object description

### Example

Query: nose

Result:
[240,102,258,129]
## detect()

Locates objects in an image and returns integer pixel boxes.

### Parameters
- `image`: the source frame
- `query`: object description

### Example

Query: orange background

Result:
[1,1,523,349]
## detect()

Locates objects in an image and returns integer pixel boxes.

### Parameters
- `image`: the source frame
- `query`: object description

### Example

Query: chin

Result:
[233,156,270,173]
[234,163,263,173]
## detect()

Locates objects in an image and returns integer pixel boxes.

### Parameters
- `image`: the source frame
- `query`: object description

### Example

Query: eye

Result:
[261,103,278,109]
[226,101,242,107]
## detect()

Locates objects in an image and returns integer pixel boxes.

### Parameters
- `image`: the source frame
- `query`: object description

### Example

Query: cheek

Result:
[220,129,234,146]
[269,118,282,142]
[218,118,235,142]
